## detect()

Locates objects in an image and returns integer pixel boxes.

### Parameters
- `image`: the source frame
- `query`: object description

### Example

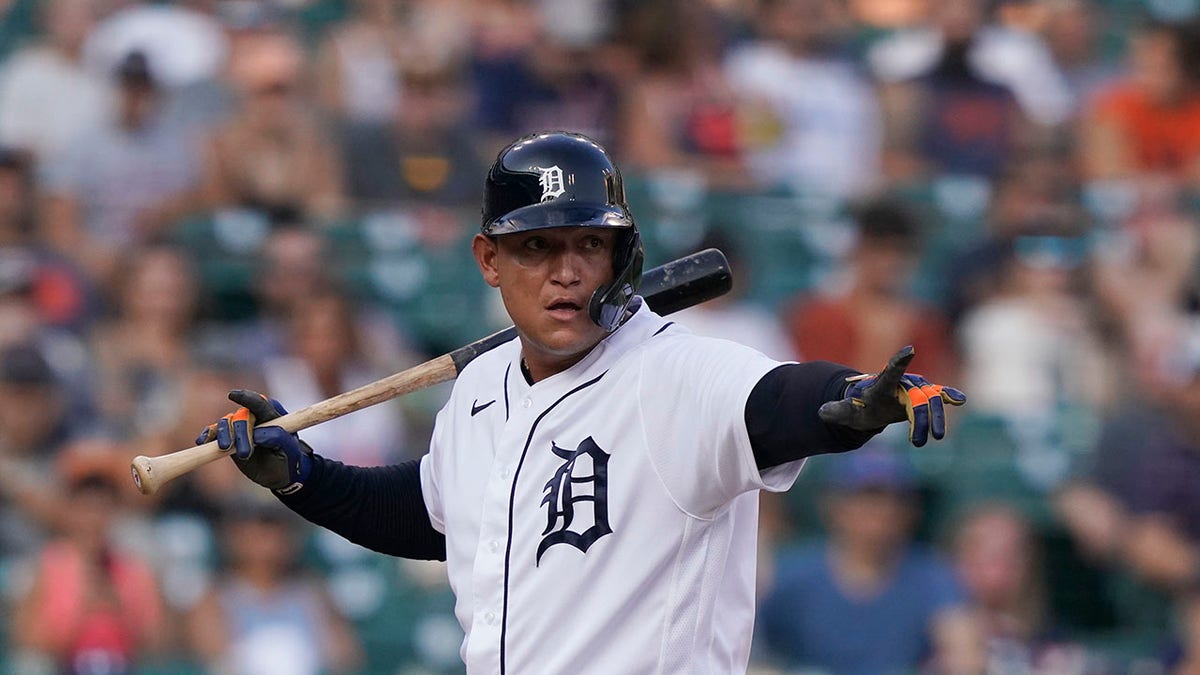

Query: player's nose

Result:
[548,250,583,286]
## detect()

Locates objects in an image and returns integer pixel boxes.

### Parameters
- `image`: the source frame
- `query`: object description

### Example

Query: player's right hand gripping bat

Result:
[130,248,733,495]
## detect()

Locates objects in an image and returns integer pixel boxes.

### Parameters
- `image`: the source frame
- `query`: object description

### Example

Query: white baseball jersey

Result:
[419,298,805,674]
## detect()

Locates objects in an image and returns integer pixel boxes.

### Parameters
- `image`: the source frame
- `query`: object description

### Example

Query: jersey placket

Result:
[463,369,537,672]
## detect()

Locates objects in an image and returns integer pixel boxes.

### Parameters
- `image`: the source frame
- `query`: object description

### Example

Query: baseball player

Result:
[198,131,966,673]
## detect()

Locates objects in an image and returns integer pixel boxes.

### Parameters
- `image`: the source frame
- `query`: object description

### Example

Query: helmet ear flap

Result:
[588,227,644,332]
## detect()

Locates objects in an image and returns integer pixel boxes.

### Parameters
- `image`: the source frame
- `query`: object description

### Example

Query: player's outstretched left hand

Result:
[817,345,967,447]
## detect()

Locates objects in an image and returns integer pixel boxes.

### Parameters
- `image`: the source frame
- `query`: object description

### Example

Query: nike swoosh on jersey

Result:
[471,399,496,416]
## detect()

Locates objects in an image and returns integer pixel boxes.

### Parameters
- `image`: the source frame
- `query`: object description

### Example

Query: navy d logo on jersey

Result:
[536,437,612,565]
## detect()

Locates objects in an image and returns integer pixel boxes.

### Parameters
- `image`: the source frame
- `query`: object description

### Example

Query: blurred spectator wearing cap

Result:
[1081,19,1200,189]
[201,31,345,224]
[784,197,955,384]
[952,503,1092,674]
[0,342,83,561]
[10,439,166,675]
[0,0,113,165]
[186,499,362,675]
[339,61,485,213]
[723,0,883,198]
[40,50,203,288]
[618,0,749,190]
[754,448,983,674]
[314,0,470,125]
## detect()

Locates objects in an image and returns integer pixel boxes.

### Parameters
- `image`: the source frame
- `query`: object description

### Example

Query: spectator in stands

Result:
[41,51,202,287]
[868,0,1069,178]
[0,147,96,335]
[315,0,469,125]
[201,31,344,224]
[942,158,1078,326]
[1055,314,1199,566]
[1087,323,1200,672]
[785,197,955,383]
[339,60,484,212]
[0,343,79,561]
[953,503,1090,673]
[1041,0,1120,119]
[91,244,199,439]
[1081,19,1200,187]
[756,447,983,673]
[470,4,622,153]
[723,0,883,198]
[160,0,276,135]
[11,441,166,674]
[187,499,362,675]
[1091,185,1199,394]
[0,0,111,164]
[957,221,1111,446]
[1053,323,1200,669]
[230,226,415,370]
[618,0,748,189]
[261,289,409,466]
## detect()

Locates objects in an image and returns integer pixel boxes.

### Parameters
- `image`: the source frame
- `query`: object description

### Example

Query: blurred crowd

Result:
[0,0,1196,672]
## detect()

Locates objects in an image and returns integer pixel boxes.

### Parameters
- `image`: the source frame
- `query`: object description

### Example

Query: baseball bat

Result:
[131,248,732,495]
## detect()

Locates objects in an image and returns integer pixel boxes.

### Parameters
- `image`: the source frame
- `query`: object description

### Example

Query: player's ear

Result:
[472,234,501,288]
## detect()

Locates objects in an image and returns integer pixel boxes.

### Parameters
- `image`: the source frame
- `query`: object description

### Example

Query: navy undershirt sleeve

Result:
[746,362,882,471]
[277,455,447,561]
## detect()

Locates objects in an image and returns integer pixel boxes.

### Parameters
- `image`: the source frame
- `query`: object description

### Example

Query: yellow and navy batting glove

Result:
[818,345,967,447]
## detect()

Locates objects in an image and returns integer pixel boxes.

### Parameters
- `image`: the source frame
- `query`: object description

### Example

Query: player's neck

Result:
[520,351,589,384]
[518,336,605,383]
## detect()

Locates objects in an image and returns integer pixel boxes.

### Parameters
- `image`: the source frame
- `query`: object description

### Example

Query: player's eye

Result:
[583,236,604,250]
[524,237,549,251]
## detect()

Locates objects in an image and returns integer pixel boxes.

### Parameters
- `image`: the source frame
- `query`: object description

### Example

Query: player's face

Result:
[473,227,617,378]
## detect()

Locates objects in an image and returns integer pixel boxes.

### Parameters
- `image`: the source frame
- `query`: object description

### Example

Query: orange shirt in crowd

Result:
[1091,85,1200,176]
[787,297,954,384]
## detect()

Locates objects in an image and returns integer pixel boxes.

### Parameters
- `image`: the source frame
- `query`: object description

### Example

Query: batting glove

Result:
[817,345,967,447]
[195,389,312,495]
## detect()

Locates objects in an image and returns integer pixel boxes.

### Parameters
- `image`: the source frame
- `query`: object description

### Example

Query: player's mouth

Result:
[545,298,584,320]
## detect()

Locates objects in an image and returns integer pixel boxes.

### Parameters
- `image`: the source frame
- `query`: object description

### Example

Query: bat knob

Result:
[130,455,159,496]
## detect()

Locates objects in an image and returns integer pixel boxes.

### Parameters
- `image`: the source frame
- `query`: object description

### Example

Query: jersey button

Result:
[522,398,531,408]
[484,611,497,625]
[498,467,510,480]
[488,540,499,553]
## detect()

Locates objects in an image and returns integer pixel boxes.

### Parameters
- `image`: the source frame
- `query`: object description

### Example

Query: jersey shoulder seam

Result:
[633,335,716,523]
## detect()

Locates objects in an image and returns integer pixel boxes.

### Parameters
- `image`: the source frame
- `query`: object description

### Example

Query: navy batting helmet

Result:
[481,131,643,332]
